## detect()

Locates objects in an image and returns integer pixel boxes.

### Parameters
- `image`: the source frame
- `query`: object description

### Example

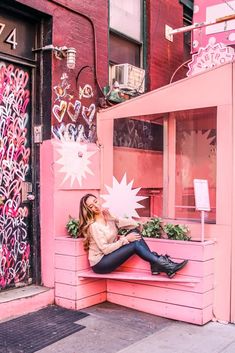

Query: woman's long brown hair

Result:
[78,193,97,251]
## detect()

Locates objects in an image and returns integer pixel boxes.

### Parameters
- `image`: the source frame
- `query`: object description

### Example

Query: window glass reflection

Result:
[113,116,164,217]
[175,107,217,223]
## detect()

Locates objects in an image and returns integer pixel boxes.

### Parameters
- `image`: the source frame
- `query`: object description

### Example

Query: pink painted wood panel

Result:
[124,274,214,294]
[146,239,214,261]
[55,269,102,286]
[119,257,214,277]
[54,238,107,310]
[107,293,213,325]
[78,269,199,285]
[55,254,89,271]
[55,238,85,255]
[55,269,78,286]
[55,292,107,310]
[75,293,107,310]
[55,280,106,301]
[107,280,213,309]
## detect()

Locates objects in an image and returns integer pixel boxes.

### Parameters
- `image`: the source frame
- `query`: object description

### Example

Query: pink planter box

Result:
[54,237,215,325]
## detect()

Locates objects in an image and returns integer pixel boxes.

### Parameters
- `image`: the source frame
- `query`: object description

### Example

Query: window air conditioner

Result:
[112,63,145,93]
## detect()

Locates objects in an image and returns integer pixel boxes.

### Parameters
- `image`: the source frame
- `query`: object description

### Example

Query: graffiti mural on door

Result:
[0,62,31,290]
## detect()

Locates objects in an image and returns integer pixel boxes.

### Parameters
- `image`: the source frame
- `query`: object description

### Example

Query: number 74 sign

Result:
[0,22,18,50]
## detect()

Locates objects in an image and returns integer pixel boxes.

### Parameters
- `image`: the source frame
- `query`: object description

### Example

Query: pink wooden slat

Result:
[55,254,89,271]
[55,269,78,286]
[107,292,213,325]
[76,280,107,300]
[120,258,214,277]
[55,268,104,286]
[56,293,107,311]
[107,280,213,308]
[55,297,77,310]
[113,274,214,294]
[78,269,200,285]
[55,238,85,256]
[55,280,106,300]
[75,292,107,310]
[146,239,214,261]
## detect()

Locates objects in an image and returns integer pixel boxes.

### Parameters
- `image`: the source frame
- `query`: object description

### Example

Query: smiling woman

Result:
[78,193,188,277]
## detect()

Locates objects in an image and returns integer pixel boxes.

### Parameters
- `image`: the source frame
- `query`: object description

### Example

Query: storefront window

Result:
[175,107,217,222]
[113,115,164,217]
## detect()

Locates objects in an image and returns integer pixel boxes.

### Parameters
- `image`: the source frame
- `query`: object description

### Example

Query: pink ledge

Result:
[0,287,54,321]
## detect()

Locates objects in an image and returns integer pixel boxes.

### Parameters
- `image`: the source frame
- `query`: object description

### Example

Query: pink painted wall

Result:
[192,0,235,52]
[40,140,101,288]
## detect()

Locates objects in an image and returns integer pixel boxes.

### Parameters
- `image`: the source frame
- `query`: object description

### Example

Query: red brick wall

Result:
[16,0,109,103]
[146,0,185,90]
[15,0,186,100]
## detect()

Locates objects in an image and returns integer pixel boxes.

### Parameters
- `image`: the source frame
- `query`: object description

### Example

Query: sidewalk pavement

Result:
[35,302,235,353]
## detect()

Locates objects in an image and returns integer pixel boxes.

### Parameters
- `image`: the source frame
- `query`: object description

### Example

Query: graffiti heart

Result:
[67,100,81,122]
[52,100,68,123]
[52,73,96,143]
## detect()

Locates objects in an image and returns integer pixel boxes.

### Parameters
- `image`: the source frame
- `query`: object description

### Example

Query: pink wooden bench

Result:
[54,237,215,325]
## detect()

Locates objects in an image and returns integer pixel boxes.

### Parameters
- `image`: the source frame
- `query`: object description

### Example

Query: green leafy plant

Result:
[163,223,191,241]
[142,217,163,239]
[66,216,80,238]
[118,228,130,236]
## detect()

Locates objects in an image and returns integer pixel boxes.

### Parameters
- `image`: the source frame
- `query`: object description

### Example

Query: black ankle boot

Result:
[151,253,188,278]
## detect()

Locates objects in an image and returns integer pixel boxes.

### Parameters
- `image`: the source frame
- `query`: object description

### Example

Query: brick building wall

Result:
[146,0,185,89]
[16,0,185,99]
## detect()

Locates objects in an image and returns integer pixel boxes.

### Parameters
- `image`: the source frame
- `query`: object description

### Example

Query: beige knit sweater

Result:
[88,217,138,266]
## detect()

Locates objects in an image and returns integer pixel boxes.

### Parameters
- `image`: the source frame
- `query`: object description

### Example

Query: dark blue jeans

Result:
[91,234,158,274]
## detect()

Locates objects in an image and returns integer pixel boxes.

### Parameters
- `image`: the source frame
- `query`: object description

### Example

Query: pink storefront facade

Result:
[39,62,235,325]
[1,0,235,326]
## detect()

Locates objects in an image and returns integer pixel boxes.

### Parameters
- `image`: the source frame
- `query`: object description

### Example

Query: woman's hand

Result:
[125,232,141,243]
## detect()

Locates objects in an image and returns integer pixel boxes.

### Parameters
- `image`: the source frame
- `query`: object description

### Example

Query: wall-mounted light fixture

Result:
[32,45,77,69]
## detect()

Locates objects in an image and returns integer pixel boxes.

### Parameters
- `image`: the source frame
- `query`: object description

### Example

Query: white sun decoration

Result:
[101,174,147,218]
[55,140,96,187]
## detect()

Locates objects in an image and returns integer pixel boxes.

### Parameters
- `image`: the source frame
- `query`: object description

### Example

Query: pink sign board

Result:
[192,0,235,53]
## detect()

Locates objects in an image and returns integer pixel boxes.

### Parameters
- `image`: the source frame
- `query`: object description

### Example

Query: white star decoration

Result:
[55,141,96,187]
[101,174,147,218]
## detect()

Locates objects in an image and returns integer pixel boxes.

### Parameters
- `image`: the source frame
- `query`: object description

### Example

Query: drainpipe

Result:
[47,0,104,96]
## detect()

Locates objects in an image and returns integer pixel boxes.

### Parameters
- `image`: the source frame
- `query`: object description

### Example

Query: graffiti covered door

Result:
[0,61,34,290]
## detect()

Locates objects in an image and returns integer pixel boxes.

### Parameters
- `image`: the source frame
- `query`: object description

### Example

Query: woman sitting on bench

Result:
[78,193,188,278]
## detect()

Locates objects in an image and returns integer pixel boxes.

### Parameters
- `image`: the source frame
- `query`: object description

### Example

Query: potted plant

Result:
[141,217,163,239]
[163,223,191,241]
[66,216,80,238]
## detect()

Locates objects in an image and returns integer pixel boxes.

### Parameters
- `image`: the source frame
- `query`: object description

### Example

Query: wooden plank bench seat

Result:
[78,269,200,286]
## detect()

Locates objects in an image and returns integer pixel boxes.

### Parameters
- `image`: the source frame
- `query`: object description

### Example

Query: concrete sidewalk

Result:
[35,302,235,353]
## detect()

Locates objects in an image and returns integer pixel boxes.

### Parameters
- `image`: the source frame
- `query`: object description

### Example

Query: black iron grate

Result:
[0,305,88,353]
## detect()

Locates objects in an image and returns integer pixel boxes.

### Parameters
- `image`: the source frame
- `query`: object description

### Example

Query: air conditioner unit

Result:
[111,63,145,93]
